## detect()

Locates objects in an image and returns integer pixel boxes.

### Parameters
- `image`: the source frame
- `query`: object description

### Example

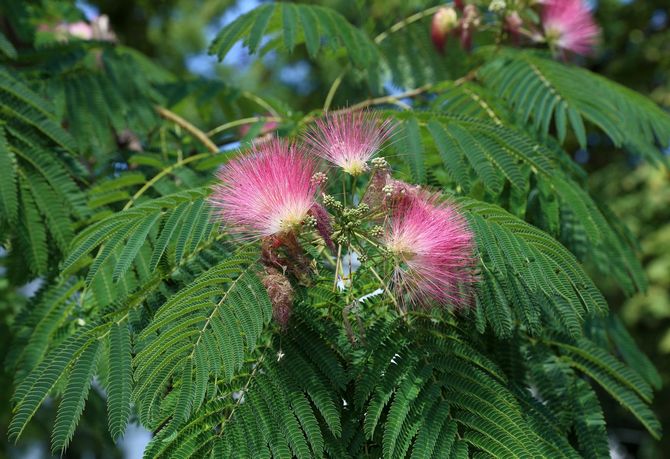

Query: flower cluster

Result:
[430,0,599,58]
[430,3,480,54]
[210,111,478,328]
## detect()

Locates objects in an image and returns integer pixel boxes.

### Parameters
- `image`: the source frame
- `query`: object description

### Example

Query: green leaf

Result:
[398,117,425,184]
[0,31,17,59]
[108,322,132,440]
[209,4,382,71]
[113,212,161,282]
[0,126,18,225]
[52,341,101,453]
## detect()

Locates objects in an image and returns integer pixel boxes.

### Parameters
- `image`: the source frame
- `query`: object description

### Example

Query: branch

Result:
[122,152,211,210]
[207,116,282,138]
[343,83,434,112]
[155,106,219,154]
[374,5,444,44]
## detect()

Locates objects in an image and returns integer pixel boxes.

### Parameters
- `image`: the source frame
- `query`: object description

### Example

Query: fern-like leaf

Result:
[108,321,133,440]
[52,341,101,453]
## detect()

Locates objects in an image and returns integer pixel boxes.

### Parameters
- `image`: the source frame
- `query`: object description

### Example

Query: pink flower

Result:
[542,0,599,56]
[305,111,394,176]
[431,6,458,54]
[383,193,477,308]
[505,11,523,44]
[65,22,93,40]
[45,15,117,43]
[458,4,480,52]
[210,139,318,238]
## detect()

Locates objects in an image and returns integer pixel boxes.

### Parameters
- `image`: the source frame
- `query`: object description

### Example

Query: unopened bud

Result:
[371,157,389,169]
[311,172,328,186]
[335,234,348,245]
[323,194,342,210]
[460,4,480,52]
[505,11,523,39]
[303,215,317,228]
[382,184,395,197]
[431,7,458,54]
[370,225,384,238]
[488,0,506,13]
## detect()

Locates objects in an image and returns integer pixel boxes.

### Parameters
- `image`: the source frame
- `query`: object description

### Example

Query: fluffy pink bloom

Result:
[210,139,318,238]
[305,111,394,176]
[542,0,599,55]
[383,194,477,308]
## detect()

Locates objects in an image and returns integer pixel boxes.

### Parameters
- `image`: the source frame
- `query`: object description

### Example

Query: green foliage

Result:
[388,111,647,296]
[210,3,384,87]
[134,250,272,432]
[462,198,606,338]
[478,49,670,166]
[2,1,667,458]
[107,321,132,440]
[0,67,85,277]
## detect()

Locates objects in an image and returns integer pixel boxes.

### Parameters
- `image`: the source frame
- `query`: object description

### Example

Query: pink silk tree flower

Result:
[383,194,477,308]
[542,0,599,56]
[210,139,319,238]
[305,111,394,176]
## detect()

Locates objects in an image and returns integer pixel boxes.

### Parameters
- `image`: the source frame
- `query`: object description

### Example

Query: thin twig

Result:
[155,106,219,154]
[369,265,399,309]
[242,91,280,118]
[323,70,346,112]
[333,244,342,292]
[123,152,211,210]
[217,352,266,436]
[339,83,434,113]
[207,116,282,137]
[374,5,443,44]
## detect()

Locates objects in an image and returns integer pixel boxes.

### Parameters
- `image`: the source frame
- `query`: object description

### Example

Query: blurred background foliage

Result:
[0,0,668,457]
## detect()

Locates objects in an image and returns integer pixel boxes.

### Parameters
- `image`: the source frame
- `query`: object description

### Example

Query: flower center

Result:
[386,238,416,262]
[343,158,367,176]
[278,213,305,233]
[545,25,563,45]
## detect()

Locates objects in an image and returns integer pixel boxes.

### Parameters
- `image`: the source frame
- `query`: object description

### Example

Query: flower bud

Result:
[371,157,389,170]
[504,11,523,43]
[370,225,385,238]
[505,11,522,32]
[459,4,480,52]
[302,215,317,228]
[310,172,328,187]
[431,7,459,54]
[488,0,506,13]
